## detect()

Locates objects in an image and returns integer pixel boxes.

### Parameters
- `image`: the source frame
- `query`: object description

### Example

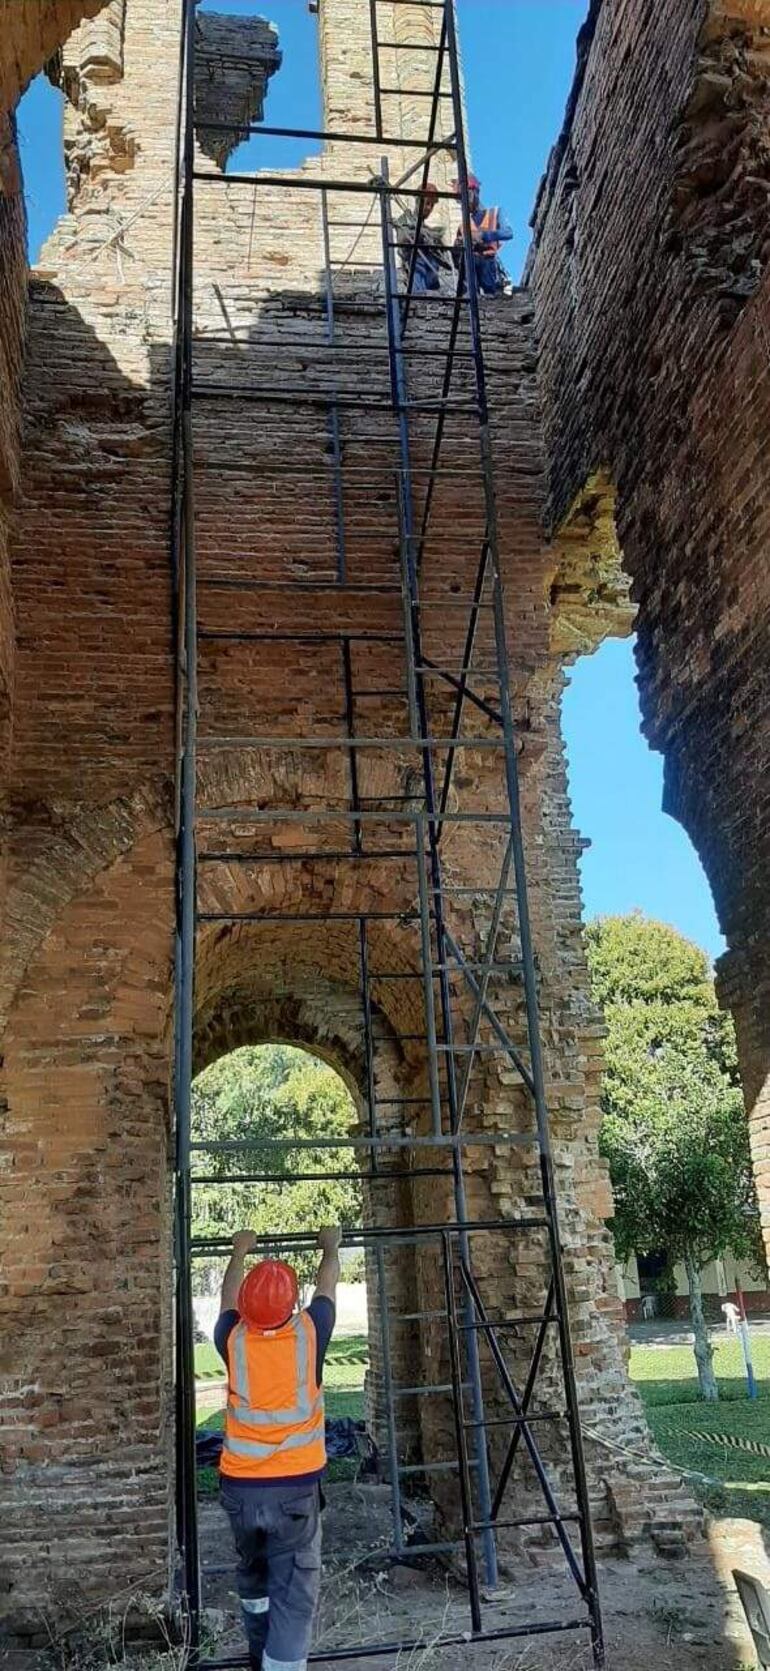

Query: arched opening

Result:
[563,638,724,962]
[191,1042,369,1487]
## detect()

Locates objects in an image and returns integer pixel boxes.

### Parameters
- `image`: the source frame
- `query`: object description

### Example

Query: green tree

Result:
[191,1045,361,1290]
[586,913,762,1401]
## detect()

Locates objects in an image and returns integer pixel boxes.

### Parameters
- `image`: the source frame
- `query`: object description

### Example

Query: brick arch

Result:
[190,913,426,1468]
[0,779,171,1027]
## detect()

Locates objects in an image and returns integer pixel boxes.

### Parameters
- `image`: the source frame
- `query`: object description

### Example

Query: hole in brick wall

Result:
[16,73,67,263]
[199,0,322,172]
[562,635,725,962]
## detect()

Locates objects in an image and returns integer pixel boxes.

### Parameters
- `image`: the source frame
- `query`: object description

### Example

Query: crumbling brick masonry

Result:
[3,0,766,1639]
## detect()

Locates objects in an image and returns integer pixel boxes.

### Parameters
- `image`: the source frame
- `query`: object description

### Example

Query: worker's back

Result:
[221,1310,326,1482]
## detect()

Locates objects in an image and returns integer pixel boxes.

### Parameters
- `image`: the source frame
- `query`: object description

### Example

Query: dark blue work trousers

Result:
[220,1478,322,1671]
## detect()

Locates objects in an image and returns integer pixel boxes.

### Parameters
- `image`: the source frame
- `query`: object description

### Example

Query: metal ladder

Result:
[171,1,605,1663]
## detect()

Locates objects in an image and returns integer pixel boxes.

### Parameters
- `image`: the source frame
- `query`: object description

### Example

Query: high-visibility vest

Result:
[476,206,501,258]
[221,1310,326,1481]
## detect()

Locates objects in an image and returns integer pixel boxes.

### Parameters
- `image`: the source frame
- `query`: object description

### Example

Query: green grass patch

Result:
[630,1337,770,1532]
[195,1340,226,1381]
[629,1335,770,1405]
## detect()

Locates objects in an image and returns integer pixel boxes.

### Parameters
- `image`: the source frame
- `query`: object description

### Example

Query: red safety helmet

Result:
[238,1259,299,1331]
[451,174,481,194]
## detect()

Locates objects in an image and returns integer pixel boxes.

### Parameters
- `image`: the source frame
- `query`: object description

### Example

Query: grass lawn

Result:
[194,1329,770,1531]
[629,1334,770,1531]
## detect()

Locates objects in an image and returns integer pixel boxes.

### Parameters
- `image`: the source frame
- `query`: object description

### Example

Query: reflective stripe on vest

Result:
[222,1310,326,1478]
[477,206,500,257]
[223,1424,324,1460]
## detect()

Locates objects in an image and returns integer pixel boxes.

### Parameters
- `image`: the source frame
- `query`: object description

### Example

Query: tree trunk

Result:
[685,1253,718,1401]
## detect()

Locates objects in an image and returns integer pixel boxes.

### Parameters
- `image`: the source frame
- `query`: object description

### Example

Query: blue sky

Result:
[15,2,723,961]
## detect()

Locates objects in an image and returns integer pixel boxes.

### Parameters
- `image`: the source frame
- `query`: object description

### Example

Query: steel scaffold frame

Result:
[171,2,604,1664]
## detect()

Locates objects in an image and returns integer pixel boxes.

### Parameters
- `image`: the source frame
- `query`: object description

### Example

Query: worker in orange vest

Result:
[215,1226,341,1671]
[452,174,512,296]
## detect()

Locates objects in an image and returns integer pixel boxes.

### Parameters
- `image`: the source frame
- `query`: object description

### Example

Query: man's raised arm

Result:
[219,1229,258,1315]
[312,1226,341,1303]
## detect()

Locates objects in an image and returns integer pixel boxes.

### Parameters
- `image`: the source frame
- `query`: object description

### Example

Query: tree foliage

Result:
[191,1044,361,1289]
[586,914,759,1276]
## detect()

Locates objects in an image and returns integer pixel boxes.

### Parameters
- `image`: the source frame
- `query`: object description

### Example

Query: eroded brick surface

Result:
[0,0,709,1636]
[527,0,770,1262]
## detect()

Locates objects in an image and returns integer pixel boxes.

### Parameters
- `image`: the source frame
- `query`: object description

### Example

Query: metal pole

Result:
[368,0,385,139]
[415,814,443,1137]
[375,1244,405,1553]
[379,155,498,1589]
[321,188,347,585]
[172,0,200,1651]
[444,4,603,1653]
[442,1234,482,1632]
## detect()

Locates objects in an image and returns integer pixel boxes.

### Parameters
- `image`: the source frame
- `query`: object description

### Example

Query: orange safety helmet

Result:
[238,1259,299,1331]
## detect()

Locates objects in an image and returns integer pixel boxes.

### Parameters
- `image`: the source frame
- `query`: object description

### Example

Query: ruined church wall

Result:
[0,1,113,867]
[0,0,704,1635]
[526,0,770,1259]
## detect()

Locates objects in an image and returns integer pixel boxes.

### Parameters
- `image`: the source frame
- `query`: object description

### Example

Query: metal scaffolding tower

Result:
[171,1,604,1663]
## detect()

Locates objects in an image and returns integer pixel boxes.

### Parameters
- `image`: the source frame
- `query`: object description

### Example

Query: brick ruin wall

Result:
[526,0,770,1262]
[0,0,706,1639]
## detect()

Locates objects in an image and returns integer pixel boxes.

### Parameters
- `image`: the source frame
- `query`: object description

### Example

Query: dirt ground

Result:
[199,1483,770,1670]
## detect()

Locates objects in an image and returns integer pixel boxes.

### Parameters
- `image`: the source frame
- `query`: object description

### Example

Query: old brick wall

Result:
[0,0,181,1636]
[0,0,701,1635]
[526,0,770,1262]
[0,0,112,928]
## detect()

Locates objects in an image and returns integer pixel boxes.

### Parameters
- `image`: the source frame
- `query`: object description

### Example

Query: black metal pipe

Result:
[368,0,384,139]
[321,188,347,586]
[192,171,458,198]
[198,849,413,864]
[194,119,452,151]
[491,1279,556,1518]
[172,0,200,1653]
[444,3,605,1655]
[190,1167,447,1186]
[190,1215,547,1250]
[201,1616,589,1670]
[458,1260,586,1597]
[442,1234,483,1632]
[379,152,498,1588]
[399,13,448,322]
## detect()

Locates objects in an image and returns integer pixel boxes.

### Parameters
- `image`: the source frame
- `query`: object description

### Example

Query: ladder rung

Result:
[392,1381,469,1398]
[460,1314,558,1332]
[198,848,413,864]
[398,1459,475,1475]
[463,1411,562,1432]
[375,38,444,51]
[379,87,453,98]
[471,1513,582,1533]
[392,1310,447,1323]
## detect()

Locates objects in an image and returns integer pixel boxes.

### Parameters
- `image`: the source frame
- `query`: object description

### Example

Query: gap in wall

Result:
[199,0,322,172]
[16,73,66,263]
[562,635,725,963]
